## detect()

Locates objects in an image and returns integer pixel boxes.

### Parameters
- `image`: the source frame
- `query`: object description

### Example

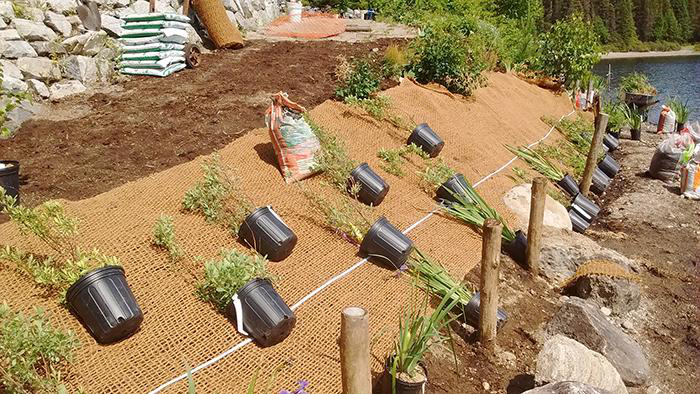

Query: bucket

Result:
[238,206,298,262]
[463,291,508,330]
[0,160,20,205]
[568,208,590,233]
[359,217,413,269]
[598,154,620,178]
[287,1,302,23]
[435,173,473,204]
[348,163,390,206]
[556,173,579,197]
[66,266,143,343]
[407,123,444,158]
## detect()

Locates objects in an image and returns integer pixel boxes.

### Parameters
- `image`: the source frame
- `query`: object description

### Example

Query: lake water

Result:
[593,55,700,124]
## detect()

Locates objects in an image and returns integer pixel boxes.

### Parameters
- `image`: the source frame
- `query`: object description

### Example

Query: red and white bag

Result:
[657,105,677,134]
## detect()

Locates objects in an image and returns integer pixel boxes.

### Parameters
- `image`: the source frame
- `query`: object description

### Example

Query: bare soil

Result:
[0,39,402,206]
[423,129,700,393]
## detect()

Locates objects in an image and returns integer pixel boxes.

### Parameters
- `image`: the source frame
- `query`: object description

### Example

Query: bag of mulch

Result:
[657,105,677,134]
[119,28,188,43]
[649,133,695,181]
[684,121,700,144]
[265,92,321,183]
[121,13,191,23]
[121,42,185,53]
[119,56,185,69]
[122,20,191,31]
[121,50,185,61]
[120,63,186,77]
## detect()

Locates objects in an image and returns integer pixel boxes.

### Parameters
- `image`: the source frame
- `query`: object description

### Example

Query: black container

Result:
[598,154,620,178]
[359,217,414,269]
[603,133,620,152]
[383,357,427,394]
[463,291,508,330]
[348,163,390,206]
[557,173,579,197]
[0,160,20,205]
[226,278,295,347]
[677,122,686,132]
[608,130,621,140]
[571,193,600,219]
[435,173,473,204]
[502,230,527,266]
[624,92,656,107]
[591,167,611,195]
[66,266,143,344]
[630,128,641,141]
[568,208,590,233]
[238,206,297,262]
[407,123,445,158]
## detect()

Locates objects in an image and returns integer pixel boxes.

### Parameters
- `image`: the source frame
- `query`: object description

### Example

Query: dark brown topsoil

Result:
[0,39,402,206]
[422,130,700,393]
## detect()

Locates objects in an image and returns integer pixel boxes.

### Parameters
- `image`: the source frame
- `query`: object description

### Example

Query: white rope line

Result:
[148,109,576,394]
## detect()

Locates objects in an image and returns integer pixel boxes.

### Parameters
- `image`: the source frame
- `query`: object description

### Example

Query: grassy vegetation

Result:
[305,114,358,196]
[153,215,183,264]
[618,72,657,96]
[417,159,455,193]
[507,166,569,206]
[377,144,428,177]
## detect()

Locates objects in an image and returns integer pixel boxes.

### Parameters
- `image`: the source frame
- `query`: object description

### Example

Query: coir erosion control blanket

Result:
[0,73,572,393]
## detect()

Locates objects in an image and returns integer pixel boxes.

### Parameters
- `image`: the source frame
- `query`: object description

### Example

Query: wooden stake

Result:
[149,0,156,12]
[479,218,502,354]
[340,307,371,394]
[579,113,609,196]
[526,177,546,276]
[183,0,190,16]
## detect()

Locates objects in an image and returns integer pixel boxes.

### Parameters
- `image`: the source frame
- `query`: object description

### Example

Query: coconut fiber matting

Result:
[0,73,573,393]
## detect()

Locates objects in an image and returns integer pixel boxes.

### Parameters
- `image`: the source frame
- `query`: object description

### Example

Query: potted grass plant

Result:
[384,290,460,394]
[438,176,527,265]
[183,155,297,262]
[668,97,693,132]
[197,248,295,347]
[506,145,579,198]
[0,189,143,344]
[306,115,390,206]
[622,104,643,141]
[0,160,19,205]
[304,190,413,269]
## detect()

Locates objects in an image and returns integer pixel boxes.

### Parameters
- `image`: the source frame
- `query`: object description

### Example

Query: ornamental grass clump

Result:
[0,303,78,393]
[621,104,642,130]
[506,145,565,181]
[183,155,255,233]
[407,249,473,314]
[667,97,693,124]
[0,189,118,302]
[618,72,657,96]
[196,249,272,313]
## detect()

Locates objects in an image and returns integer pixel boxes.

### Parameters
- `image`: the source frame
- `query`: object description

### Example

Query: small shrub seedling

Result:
[335,56,381,101]
[305,115,358,195]
[153,214,183,263]
[302,188,372,246]
[417,158,455,193]
[377,143,428,177]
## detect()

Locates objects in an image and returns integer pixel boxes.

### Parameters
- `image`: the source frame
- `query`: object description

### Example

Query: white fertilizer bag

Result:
[121,63,186,77]
[121,13,191,23]
[120,56,185,69]
[121,42,185,53]
[121,50,185,61]
[122,20,191,30]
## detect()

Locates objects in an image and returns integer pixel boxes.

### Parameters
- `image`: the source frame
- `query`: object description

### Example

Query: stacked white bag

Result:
[119,13,191,77]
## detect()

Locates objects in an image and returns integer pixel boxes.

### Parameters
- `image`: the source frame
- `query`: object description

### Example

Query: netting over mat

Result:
[0,73,573,393]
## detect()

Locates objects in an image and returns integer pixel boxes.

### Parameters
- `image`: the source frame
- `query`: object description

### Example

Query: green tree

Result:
[617,0,639,44]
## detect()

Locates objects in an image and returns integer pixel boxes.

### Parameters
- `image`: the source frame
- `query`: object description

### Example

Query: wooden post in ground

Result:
[479,218,502,354]
[149,0,156,12]
[526,177,546,276]
[579,113,609,196]
[183,0,190,15]
[340,307,371,394]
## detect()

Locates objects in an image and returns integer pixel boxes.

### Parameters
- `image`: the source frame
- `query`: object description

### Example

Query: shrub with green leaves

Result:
[377,143,428,177]
[335,56,381,101]
[303,188,371,245]
[382,45,409,80]
[197,249,271,312]
[183,155,254,233]
[0,303,78,393]
[153,215,183,263]
[535,13,601,86]
[417,158,455,192]
[305,114,358,195]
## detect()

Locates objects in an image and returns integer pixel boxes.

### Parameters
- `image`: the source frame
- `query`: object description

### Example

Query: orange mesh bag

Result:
[265,92,322,183]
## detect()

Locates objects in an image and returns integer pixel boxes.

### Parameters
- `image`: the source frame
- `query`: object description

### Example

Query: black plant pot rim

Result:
[384,356,428,387]
[0,160,19,174]
[349,162,370,178]
[226,277,273,337]
[66,265,125,304]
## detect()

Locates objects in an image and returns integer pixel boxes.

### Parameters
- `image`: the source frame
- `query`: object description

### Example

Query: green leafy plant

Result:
[377,144,428,177]
[303,189,371,245]
[1,66,30,139]
[0,189,117,302]
[535,13,601,86]
[621,104,642,130]
[506,145,564,181]
[153,215,183,263]
[183,155,255,233]
[667,97,693,124]
[0,303,78,393]
[335,56,381,101]
[382,44,409,80]
[618,72,657,96]
[305,114,358,195]
[196,249,272,312]
[407,249,473,314]
[417,159,455,192]
[344,95,416,133]
[604,102,627,132]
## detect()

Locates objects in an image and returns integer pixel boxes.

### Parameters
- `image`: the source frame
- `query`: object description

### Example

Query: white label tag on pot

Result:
[231,294,249,337]
[267,205,289,227]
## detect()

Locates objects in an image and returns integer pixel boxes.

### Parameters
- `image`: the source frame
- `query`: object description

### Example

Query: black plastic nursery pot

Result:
[435,173,473,204]
[348,163,390,206]
[677,122,686,132]
[630,128,641,141]
[568,208,590,233]
[571,193,600,219]
[603,133,620,152]
[501,230,528,266]
[0,160,20,205]
[591,167,611,195]
[382,357,427,394]
[407,123,445,158]
[225,278,296,348]
[66,265,143,344]
[463,291,509,330]
[359,217,414,270]
[608,130,621,139]
[598,154,620,179]
[238,206,298,262]
[556,173,580,198]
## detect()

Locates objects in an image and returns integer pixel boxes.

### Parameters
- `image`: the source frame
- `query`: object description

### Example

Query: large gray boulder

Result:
[101,14,125,38]
[16,57,62,82]
[49,79,86,101]
[546,298,650,386]
[46,0,77,14]
[27,79,50,98]
[62,31,107,56]
[1,76,28,93]
[63,55,98,84]
[0,29,21,41]
[1,40,38,58]
[536,335,626,394]
[3,100,42,134]
[44,11,72,37]
[539,228,638,282]
[0,60,22,79]
[523,381,613,394]
[0,1,15,22]
[567,274,641,315]
[503,183,572,231]
[12,19,58,42]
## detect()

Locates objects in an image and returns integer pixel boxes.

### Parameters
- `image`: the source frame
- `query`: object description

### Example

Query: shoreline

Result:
[602,48,700,59]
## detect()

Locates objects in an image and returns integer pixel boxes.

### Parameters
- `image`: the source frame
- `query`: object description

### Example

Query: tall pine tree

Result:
[617,0,639,44]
